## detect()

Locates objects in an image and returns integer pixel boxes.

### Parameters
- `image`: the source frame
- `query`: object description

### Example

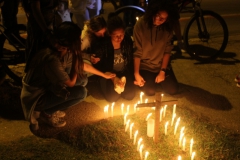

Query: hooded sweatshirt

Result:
[133,17,173,73]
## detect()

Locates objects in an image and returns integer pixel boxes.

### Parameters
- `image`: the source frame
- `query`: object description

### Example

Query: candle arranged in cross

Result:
[136,92,178,143]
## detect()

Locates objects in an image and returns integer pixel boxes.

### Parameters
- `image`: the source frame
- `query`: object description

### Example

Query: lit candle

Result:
[137,137,143,151]
[171,113,176,126]
[179,133,184,147]
[173,104,176,115]
[140,92,144,103]
[180,126,185,135]
[133,130,138,145]
[145,113,152,121]
[111,102,115,117]
[139,144,144,160]
[104,105,109,119]
[174,117,180,135]
[124,113,128,125]
[134,103,137,113]
[127,105,130,114]
[191,152,195,160]
[182,137,186,151]
[136,16,139,21]
[121,103,124,115]
[159,108,163,122]
[178,155,181,160]
[130,123,134,139]
[165,121,169,135]
[147,118,154,137]
[125,119,130,132]
[144,151,149,160]
[163,105,167,117]
[145,98,148,103]
[190,138,194,156]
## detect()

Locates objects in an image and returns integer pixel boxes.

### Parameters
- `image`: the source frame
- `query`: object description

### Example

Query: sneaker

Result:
[234,74,240,82]
[52,110,66,118]
[177,41,186,53]
[40,114,66,128]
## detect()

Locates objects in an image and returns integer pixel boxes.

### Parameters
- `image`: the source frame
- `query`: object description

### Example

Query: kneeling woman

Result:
[21,22,115,130]
[93,13,136,102]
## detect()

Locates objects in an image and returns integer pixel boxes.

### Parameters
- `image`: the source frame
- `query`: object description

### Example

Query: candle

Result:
[179,133,184,147]
[190,138,194,156]
[174,117,180,135]
[144,151,149,160]
[124,113,128,125]
[163,105,167,117]
[130,123,134,139]
[104,105,109,119]
[127,105,130,114]
[125,119,130,132]
[159,108,163,122]
[134,103,137,113]
[121,103,124,115]
[191,152,195,160]
[173,104,176,115]
[182,137,186,151]
[136,16,139,21]
[145,113,152,121]
[145,98,148,103]
[140,92,144,103]
[139,144,144,160]
[137,137,143,151]
[133,130,138,145]
[178,155,181,160]
[147,118,154,137]
[171,113,176,126]
[165,121,169,135]
[111,102,115,117]
[180,126,185,135]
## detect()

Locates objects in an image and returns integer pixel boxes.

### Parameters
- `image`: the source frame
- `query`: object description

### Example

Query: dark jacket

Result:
[94,33,134,75]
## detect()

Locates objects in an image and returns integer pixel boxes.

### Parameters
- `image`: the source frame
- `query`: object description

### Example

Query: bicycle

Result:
[0,24,26,85]
[110,0,229,62]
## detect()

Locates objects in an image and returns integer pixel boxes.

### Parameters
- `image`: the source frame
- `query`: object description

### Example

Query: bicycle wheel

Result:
[183,10,229,62]
[114,5,145,34]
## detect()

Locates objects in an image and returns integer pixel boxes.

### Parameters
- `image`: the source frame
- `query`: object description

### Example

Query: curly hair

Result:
[144,0,176,31]
[107,12,125,35]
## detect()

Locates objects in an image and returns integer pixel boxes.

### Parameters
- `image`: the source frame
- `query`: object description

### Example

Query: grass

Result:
[0,104,239,160]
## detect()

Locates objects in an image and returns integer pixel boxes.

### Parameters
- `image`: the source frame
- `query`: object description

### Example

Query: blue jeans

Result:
[35,85,87,114]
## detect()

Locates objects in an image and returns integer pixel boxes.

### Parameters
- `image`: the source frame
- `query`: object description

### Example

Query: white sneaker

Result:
[52,110,66,118]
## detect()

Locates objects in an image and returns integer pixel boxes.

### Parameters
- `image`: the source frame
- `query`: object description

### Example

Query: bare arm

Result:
[83,63,115,79]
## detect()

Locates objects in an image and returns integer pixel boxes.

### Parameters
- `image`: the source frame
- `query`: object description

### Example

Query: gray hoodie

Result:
[133,17,173,73]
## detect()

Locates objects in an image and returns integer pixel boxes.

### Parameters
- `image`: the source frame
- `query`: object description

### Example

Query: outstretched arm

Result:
[83,63,116,79]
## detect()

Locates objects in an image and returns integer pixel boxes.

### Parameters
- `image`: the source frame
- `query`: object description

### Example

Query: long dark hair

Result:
[54,22,84,77]
[144,0,175,31]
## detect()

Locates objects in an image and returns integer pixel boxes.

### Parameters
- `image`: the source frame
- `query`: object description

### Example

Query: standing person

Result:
[21,22,115,130]
[57,0,72,23]
[133,0,179,96]
[22,0,59,72]
[93,13,136,102]
[69,0,101,29]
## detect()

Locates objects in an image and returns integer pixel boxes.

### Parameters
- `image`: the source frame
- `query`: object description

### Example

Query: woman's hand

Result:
[134,73,145,87]
[155,71,165,83]
[90,55,100,64]
[104,72,116,79]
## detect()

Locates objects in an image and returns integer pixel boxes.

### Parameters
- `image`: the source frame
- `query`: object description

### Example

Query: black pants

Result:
[140,67,179,96]
[99,71,136,102]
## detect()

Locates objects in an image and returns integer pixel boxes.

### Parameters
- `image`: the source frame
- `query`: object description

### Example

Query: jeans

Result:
[35,85,87,114]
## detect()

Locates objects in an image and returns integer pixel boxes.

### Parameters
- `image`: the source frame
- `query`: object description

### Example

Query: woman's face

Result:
[110,28,125,44]
[153,10,168,26]
[94,28,106,37]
